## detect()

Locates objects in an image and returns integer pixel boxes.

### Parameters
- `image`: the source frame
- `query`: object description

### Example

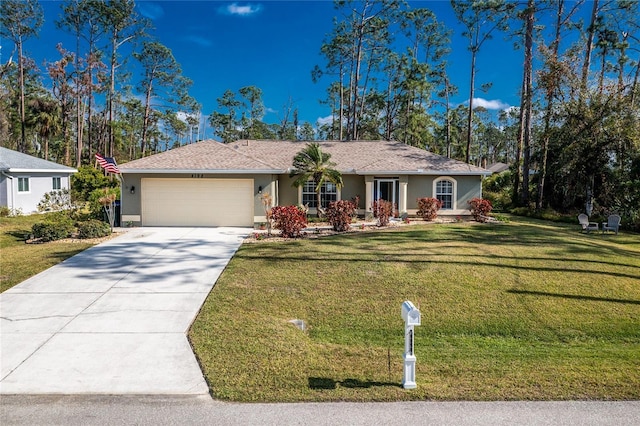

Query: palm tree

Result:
[27,97,61,160]
[290,142,343,217]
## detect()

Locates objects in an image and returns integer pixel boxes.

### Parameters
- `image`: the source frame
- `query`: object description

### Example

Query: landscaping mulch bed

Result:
[244,218,463,243]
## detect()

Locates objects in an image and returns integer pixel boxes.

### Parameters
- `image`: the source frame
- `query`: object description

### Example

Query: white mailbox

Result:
[401,300,421,389]
[401,301,421,326]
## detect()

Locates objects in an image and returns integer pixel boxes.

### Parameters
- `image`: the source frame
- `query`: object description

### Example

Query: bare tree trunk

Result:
[519,0,535,207]
[465,47,477,164]
[18,37,27,153]
[141,81,153,157]
[581,0,599,93]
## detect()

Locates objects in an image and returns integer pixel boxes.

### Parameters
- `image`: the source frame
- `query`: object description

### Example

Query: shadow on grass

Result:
[508,289,640,305]
[5,229,31,242]
[308,377,401,390]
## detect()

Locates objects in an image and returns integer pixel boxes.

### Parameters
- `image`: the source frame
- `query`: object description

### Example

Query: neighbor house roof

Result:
[119,140,491,176]
[487,162,510,173]
[0,147,77,173]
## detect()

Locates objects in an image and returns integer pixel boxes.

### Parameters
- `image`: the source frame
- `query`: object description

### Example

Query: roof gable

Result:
[0,147,77,173]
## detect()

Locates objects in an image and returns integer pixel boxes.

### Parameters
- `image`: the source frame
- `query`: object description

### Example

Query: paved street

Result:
[2,395,639,425]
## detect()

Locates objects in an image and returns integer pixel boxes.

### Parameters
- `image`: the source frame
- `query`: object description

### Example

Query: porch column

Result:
[365,176,374,218]
[399,176,408,214]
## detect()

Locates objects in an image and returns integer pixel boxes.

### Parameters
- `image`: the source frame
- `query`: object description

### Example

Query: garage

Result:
[141,178,254,226]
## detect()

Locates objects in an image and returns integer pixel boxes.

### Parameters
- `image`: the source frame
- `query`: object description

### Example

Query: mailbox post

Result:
[401,300,421,389]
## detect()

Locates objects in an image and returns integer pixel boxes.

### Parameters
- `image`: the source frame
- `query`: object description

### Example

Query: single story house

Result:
[118,140,491,227]
[0,147,77,214]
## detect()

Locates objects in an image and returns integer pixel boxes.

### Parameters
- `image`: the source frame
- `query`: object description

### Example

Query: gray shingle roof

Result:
[119,140,490,175]
[0,147,77,173]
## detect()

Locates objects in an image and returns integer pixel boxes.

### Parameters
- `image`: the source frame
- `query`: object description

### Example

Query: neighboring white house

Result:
[0,147,77,214]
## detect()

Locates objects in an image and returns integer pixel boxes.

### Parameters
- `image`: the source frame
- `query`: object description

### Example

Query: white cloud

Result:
[137,2,164,20]
[183,35,212,48]
[220,3,263,16]
[469,98,511,110]
[316,115,333,126]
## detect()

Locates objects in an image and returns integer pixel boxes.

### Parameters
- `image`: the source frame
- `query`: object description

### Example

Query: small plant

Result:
[416,197,443,221]
[271,205,307,238]
[37,189,74,212]
[468,198,493,222]
[0,207,23,217]
[77,219,111,239]
[455,215,463,223]
[372,200,393,227]
[325,199,358,232]
[260,192,273,235]
[253,232,265,240]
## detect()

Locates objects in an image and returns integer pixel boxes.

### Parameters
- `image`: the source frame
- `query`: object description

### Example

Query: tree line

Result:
[1,0,639,224]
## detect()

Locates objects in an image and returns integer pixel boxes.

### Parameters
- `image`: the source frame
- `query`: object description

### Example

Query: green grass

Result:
[0,214,95,293]
[189,217,640,402]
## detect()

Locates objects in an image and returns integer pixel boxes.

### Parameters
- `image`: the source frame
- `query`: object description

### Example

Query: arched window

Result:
[434,177,456,210]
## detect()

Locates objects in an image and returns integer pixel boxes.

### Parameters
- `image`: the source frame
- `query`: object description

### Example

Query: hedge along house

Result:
[0,147,77,214]
[117,140,491,227]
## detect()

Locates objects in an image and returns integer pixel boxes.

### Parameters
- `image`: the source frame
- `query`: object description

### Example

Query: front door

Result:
[375,178,399,208]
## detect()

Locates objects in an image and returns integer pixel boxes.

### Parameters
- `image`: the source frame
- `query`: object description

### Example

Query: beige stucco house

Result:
[118,140,491,227]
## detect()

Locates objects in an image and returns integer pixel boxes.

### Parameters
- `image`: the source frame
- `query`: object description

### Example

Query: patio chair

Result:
[602,214,621,235]
[578,214,598,233]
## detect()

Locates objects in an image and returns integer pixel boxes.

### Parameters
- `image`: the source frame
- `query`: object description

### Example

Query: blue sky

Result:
[11,1,554,136]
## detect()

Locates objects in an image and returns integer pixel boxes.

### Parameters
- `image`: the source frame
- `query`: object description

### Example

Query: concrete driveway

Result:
[0,227,250,394]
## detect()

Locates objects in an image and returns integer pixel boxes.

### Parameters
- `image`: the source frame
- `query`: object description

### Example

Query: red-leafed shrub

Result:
[468,198,493,222]
[416,197,443,221]
[325,199,358,232]
[271,205,307,238]
[372,200,393,227]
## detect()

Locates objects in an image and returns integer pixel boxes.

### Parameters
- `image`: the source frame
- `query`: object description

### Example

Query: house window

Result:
[52,177,61,190]
[302,181,337,208]
[435,178,454,209]
[18,177,30,193]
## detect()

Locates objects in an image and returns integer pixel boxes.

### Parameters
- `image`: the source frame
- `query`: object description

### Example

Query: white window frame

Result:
[18,177,30,193]
[433,177,457,210]
[300,180,338,208]
[52,177,62,190]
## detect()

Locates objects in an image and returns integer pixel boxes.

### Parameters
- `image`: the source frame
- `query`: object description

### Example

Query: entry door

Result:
[375,178,399,207]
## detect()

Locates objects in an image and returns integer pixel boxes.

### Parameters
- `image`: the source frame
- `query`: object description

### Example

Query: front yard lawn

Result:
[0,214,96,293]
[189,217,640,402]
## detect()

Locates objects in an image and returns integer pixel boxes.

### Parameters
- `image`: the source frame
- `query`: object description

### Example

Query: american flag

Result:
[95,153,120,174]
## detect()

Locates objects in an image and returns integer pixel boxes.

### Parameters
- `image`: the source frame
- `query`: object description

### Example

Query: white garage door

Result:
[141,178,254,226]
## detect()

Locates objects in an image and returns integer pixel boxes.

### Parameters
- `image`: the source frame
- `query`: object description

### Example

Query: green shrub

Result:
[71,166,118,202]
[325,199,358,232]
[0,206,9,217]
[31,214,74,242]
[88,187,120,220]
[271,205,307,238]
[77,219,111,239]
[416,197,442,221]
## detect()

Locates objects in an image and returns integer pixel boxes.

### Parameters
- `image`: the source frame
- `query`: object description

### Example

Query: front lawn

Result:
[0,214,96,293]
[189,217,640,402]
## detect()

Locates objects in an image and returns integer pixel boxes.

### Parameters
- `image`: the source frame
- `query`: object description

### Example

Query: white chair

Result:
[602,214,621,235]
[578,214,598,233]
